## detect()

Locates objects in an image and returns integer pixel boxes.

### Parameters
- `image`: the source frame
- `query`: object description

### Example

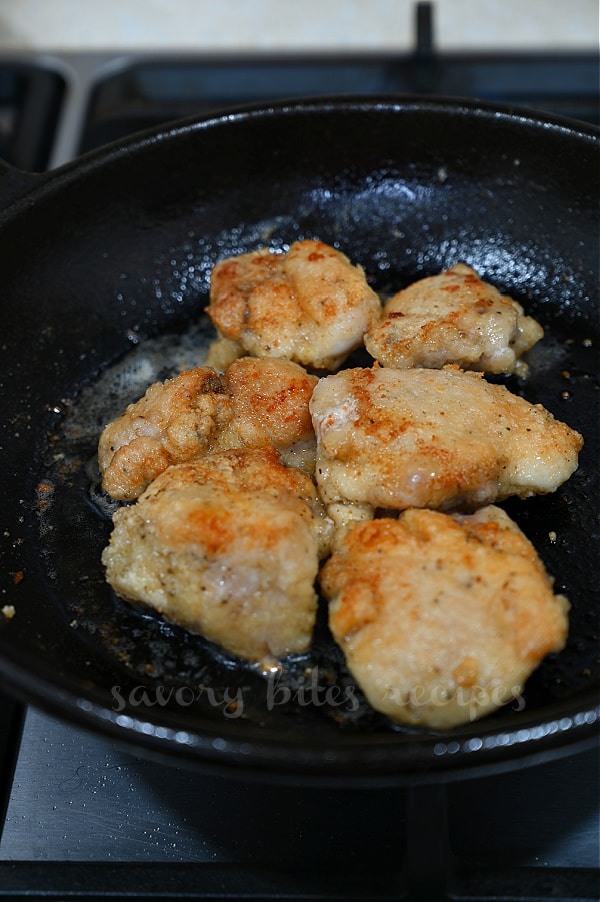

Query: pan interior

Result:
[0,100,598,770]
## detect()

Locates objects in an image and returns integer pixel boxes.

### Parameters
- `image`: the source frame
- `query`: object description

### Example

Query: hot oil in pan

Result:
[37,311,382,733]
[35,251,599,736]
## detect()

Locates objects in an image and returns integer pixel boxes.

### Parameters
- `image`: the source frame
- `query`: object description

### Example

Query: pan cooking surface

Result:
[41,311,385,735]
[0,98,597,778]
[36,223,599,746]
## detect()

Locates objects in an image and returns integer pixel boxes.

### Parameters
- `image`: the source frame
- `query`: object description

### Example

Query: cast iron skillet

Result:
[0,96,598,785]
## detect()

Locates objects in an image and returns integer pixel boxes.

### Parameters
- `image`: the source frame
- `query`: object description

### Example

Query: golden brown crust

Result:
[364,263,544,373]
[310,365,583,512]
[321,506,570,728]
[206,240,381,370]
[103,447,333,661]
[99,358,320,500]
[98,367,233,501]
[223,357,318,472]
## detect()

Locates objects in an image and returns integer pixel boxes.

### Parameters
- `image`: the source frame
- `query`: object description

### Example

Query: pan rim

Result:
[0,92,597,202]
[0,93,597,782]
[1,635,598,783]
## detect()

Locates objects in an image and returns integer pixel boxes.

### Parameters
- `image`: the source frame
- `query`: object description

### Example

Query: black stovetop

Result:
[0,9,598,898]
[0,704,598,899]
[0,39,598,171]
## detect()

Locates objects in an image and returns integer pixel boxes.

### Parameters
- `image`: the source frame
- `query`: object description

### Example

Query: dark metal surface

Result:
[0,708,598,898]
[0,62,65,170]
[0,96,597,781]
[78,49,600,156]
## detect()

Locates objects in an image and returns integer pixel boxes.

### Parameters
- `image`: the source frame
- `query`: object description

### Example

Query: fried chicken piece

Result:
[364,263,544,374]
[309,366,582,517]
[99,358,318,500]
[222,356,318,474]
[204,334,245,371]
[98,367,233,501]
[321,506,569,728]
[205,240,381,370]
[102,447,333,661]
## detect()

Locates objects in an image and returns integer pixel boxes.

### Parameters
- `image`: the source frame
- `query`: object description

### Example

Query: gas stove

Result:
[0,705,597,899]
[0,33,598,173]
[0,10,598,898]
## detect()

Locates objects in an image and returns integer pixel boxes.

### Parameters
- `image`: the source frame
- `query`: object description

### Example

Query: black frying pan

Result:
[0,96,598,784]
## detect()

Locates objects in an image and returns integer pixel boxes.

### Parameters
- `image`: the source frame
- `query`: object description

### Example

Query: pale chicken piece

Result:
[99,358,319,500]
[102,446,333,662]
[205,240,381,370]
[321,506,570,729]
[364,263,544,374]
[310,366,582,516]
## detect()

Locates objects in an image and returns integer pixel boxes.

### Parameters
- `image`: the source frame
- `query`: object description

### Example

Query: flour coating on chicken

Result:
[98,358,318,500]
[205,240,381,370]
[321,506,569,728]
[364,263,543,374]
[102,447,333,661]
[310,366,582,517]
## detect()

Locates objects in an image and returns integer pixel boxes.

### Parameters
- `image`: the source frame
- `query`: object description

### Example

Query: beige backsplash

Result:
[0,0,597,51]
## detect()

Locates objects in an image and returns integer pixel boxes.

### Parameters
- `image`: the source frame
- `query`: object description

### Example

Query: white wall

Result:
[0,0,597,51]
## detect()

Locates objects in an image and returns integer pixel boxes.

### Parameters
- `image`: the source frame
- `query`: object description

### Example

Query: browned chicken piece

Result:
[321,506,570,729]
[98,358,319,500]
[98,367,232,501]
[102,446,333,662]
[222,356,318,474]
[364,263,544,374]
[309,366,582,517]
[205,240,381,370]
